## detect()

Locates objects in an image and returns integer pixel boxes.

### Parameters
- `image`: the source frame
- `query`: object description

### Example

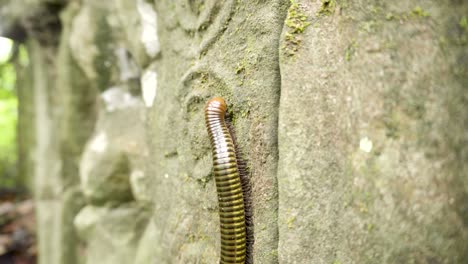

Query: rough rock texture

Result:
[147,1,288,263]
[79,87,147,204]
[74,203,151,264]
[278,1,468,263]
[2,0,467,263]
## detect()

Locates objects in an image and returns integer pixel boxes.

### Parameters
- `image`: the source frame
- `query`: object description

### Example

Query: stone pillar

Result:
[3,0,467,263]
[278,1,468,263]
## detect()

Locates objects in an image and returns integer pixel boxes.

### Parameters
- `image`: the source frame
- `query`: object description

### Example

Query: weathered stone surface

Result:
[36,187,85,264]
[74,203,150,264]
[26,2,98,263]
[69,3,119,90]
[16,46,35,189]
[134,217,160,264]
[68,0,156,88]
[80,145,132,203]
[80,87,148,204]
[114,0,160,66]
[6,0,468,263]
[147,0,288,262]
[57,1,99,191]
[278,1,468,263]
[29,37,62,200]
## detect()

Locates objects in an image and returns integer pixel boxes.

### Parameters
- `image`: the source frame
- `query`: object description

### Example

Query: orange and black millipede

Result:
[205,97,253,264]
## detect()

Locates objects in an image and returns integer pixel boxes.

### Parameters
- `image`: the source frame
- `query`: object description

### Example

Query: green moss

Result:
[360,20,378,33]
[383,7,430,23]
[286,215,296,229]
[460,16,468,30]
[285,1,310,33]
[345,49,351,61]
[456,16,468,46]
[370,6,382,15]
[283,0,311,57]
[234,58,248,86]
[194,71,233,101]
[410,6,429,18]
[344,40,357,61]
[195,173,212,188]
[357,201,369,214]
[385,13,394,20]
[442,16,468,46]
[318,0,336,15]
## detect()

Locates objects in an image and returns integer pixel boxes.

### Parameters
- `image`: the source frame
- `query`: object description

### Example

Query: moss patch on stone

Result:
[460,16,468,30]
[283,0,310,57]
[318,0,336,16]
[344,40,357,61]
[410,6,429,18]
[457,16,468,45]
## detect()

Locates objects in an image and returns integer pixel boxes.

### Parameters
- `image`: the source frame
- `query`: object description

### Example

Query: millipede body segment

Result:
[205,97,248,264]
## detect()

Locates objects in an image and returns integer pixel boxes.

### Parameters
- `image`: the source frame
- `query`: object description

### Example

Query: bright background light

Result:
[0,37,13,63]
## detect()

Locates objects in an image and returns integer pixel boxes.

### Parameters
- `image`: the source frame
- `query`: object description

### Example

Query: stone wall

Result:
[1,0,467,263]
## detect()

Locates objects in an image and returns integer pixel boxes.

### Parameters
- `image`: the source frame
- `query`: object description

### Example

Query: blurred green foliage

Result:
[0,37,18,187]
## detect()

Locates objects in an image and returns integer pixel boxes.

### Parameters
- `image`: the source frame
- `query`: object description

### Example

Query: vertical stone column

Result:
[146,1,288,262]
[7,0,467,263]
[278,1,468,263]
[2,2,100,263]
[29,3,97,263]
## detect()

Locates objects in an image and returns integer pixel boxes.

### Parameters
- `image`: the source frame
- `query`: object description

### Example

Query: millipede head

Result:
[206,97,227,112]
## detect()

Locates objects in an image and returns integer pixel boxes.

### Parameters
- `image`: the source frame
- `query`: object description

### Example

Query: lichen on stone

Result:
[318,0,336,16]
[283,0,310,57]
[410,6,429,18]
[460,16,468,30]
[344,40,357,61]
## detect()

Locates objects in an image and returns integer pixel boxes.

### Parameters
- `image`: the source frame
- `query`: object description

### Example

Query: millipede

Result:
[204,97,253,264]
